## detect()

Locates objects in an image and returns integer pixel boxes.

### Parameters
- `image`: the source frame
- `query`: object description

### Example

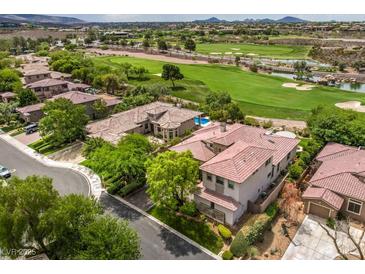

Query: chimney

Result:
[220,122,226,132]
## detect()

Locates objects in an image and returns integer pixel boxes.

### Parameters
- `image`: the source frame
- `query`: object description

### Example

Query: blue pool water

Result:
[195,117,210,126]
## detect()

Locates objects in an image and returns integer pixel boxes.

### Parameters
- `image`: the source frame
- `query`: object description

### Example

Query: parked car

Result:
[24,123,38,135]
[0,165,11,179]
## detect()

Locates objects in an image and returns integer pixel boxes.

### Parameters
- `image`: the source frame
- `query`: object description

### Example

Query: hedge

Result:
[222,250,233,260]
[265,202,279,218]
[119,181,144,197]
[218,224,232,240]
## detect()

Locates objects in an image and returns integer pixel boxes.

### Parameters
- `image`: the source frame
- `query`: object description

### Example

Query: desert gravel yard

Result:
[282,215,365,260]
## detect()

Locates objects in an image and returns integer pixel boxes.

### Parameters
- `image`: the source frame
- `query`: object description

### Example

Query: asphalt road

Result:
[100,193,215,260]
[1,137,214,260]
[0,138,90,196]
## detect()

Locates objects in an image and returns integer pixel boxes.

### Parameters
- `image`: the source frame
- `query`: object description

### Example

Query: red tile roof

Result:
[195,183,240,211]
[303,187,344,210]
[200,140,274,183]
[316,142,358,161]
[171,122,299,165]
[171,140,216,162]
[51,91,98,104]
[27,78,68,88]
[311,173,365,201]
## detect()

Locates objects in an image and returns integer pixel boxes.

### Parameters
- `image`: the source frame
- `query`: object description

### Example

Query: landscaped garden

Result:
[195,43,311,59]
[93,55,365,120]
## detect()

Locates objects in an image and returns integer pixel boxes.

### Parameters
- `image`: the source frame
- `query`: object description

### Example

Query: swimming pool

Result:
[194,117,211,126]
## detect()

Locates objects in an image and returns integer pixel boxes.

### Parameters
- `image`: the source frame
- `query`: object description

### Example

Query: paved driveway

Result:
[282,215,365,260]
[14,131,41,145]
[100,193,215,260]
[0,138,90,196]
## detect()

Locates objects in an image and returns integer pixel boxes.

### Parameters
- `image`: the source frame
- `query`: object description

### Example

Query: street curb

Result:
[106,192,221,260]
[0,134,103,199]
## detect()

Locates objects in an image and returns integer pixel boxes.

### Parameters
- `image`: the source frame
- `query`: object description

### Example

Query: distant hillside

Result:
[0,14,85,24]
[194,16,307,24]
[193,17,226,23]
[276,16,307,23]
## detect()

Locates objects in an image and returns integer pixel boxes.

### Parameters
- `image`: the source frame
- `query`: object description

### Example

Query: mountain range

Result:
[0,14,84,24]
[194,16,307,24]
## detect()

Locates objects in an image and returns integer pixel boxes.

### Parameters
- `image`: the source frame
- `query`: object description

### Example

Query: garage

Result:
[308,202,331,218]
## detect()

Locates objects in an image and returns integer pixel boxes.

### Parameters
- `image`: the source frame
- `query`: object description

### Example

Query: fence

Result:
[197,202,225,224]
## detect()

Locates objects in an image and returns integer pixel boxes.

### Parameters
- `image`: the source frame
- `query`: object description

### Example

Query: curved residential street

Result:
[0,137,90,196]
[0,136,215,260]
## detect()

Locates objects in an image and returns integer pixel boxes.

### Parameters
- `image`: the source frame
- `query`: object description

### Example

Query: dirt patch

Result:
[256,207,305,260]
[88,48,208,65]
[335,101,365,112]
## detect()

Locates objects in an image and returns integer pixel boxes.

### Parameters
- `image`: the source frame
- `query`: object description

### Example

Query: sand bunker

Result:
[210,52,221,55]
[335,101,365,112]
[153,73,162,77]
[282,83,314,91]
[246,53,258,56]
[234,52,243,55]
[231,48,240,51]
[224,52,233,55]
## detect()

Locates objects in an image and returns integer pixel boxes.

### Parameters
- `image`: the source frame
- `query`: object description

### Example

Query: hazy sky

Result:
[58,14,365,22]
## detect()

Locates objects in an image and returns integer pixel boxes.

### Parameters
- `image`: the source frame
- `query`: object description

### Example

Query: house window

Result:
[267,172,271,178]
[210,202,215,209]
[347,199,362,215]
[228,181,234,190]
[276,164,280,172]
[207,173,212,181]
[216,177,224,185]
[157,127,161,132]
[286,153,290,160]
[144,123,149,129]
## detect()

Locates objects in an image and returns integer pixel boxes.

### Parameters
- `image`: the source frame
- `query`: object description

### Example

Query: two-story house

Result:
[171,122,299,225]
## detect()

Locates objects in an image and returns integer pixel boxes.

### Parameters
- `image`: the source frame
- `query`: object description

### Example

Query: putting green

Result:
[93,56,365,120]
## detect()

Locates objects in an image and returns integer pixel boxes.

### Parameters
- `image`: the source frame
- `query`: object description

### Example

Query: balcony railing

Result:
[197,202,225,224]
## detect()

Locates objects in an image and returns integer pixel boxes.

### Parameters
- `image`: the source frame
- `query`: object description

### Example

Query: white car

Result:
[0,165,11,179]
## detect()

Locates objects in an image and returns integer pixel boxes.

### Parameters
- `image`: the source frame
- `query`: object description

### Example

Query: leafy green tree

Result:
[132,66,148,80]
[0,101,18,125]
[39,98,89,146]
[235,56,241,67]
[161,64,184,87]
[0,68,22,92]
[119,62,133,79]
[40,194,102,259]
[16,89,38,107]
[184,38,196,52]
[101,73,122,94]
[142,39,150,48]
[0,176,59,257]
[293,61,311,80]
[157,39,168,51]
[92,99,109,119]
[75,215,141,260]
[308,105,365,147]
[146,150,199,210]
[82,137,110,158]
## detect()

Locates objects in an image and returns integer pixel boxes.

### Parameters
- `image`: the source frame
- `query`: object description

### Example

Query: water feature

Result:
[194,116,211,126]
[271,72,365,93]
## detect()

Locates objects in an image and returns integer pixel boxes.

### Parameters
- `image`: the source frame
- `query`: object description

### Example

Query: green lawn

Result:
[93,56,365,120]
[149,206,223,254]
[195,43,311,59]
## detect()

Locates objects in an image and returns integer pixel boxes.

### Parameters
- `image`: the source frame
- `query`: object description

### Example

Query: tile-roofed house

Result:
[171,122,299,226]
[23,69,51,84]
[303,187,344,211]
[0,92,16,103]
[87,101,202,143]
[303,142,365,222]
[26,78,69,100]
[16,91,119,123]
[200,140,274,183]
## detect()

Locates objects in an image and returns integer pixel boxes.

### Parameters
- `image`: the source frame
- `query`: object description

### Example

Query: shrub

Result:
[244,117,259,127]
[230,231,249,257]
[218,224,232,240]
[265,202,279,219]
[119,181,144,197]
[288,163,303,180]
[299,151,311,165]
[179,201,198,217]
[261,120,273,129]
[106,181,123,195]
[222,250,233,260]
[326,217,336,229]
[249,63,258,73]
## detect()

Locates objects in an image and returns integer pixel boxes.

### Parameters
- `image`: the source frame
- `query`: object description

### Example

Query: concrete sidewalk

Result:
[282,215,365,260]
